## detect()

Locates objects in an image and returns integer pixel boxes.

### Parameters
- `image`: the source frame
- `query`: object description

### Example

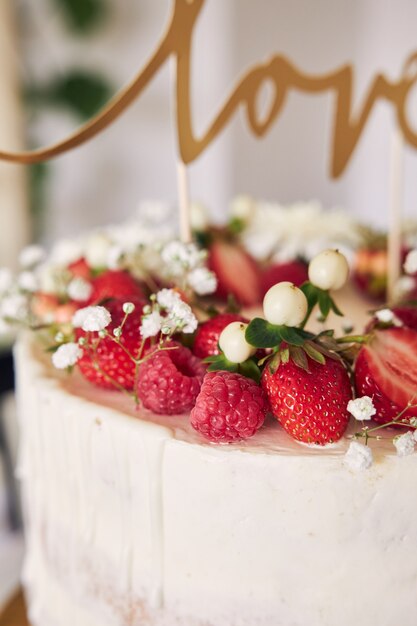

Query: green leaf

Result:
[203,354,225,364]
[279,326,311,346]
[300,282,319,310]
[268,352,281,374]
[280,347,290,364]
[207,359,238,373]
[329,296,344,317]
[245,318,283,348]
[318,290,331,318]
[238,358,261,383]
[303,341,326,365]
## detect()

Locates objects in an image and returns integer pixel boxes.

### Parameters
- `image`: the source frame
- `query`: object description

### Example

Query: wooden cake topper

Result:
[0,0,416,178]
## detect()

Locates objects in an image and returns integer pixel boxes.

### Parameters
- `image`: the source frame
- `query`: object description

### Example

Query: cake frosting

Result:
[15,334,417,626]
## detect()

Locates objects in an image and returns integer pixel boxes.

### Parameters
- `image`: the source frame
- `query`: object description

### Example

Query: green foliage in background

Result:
[51,0,107,34]
[27,0,113,233]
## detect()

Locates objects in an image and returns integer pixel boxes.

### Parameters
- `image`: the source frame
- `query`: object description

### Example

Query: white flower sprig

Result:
[52,342,83,369]
[140,288,198,339]
[72,306,111,332]
[347,396,377,421]
[160,240,217,297]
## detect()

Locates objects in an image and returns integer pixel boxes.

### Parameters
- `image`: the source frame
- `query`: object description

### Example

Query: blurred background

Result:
[1,0,417,611]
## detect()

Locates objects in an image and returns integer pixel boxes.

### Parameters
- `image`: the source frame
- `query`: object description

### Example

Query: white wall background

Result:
[16,0,417,242]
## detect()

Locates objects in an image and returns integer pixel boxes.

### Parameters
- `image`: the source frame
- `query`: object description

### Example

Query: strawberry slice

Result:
[260,261,308,298]
[68,257,91,280]
[355,328,417,423]
[88,270,144,305]
[208,240,261,306]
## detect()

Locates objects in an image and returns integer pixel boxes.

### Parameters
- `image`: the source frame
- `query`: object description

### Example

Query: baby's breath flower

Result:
[169,298,198,333]
[113,327,122,338]
[140,310,163,338]
[19,244,45,268]
[187,267,217,295]
[67,277,92,302]
[72,305,111,332]
[344,441,373,471]
[55,332,64,343]
[404,249,417,275]
[161,241,204,276]
[157,288,181,311]
[52,342,83,369]
[394,431,415,457]
[18,271,38,293]
[122,302,135,314]
[0,293,28,321]
[347,396,377,421]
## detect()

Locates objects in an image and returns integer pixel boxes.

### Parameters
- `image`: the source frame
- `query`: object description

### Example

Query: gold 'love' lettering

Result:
[1,0,417,178]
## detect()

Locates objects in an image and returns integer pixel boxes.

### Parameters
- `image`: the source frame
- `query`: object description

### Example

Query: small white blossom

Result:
[18,271,38,292]
[0,293,28,321]
[157,288,181,311]
[230,194,255,222]
[347,396,377,421]
[190,202,209,231]
[344,441,373,471]
[52,342,83,369]
[374,309,392,324]
[113,327,122,338]
[67,277,92,302]
[72,305,111,332]
[50,239,83,266]
[0,268,13,294]
[140,310,163,338]
[169,298,198,333]
[161,241,203,276]
[187,267,217,295]
[393,275,416,300]
[342,318,354,333]
[107,245,124,270]
[404,249,417,275]
[122,302,135,314]
[85,233,112,269]
[394,431,416,457]
[19,244,45,268]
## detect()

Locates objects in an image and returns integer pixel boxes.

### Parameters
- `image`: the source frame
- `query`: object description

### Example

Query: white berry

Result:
[263,281,308,327]
[218,321,256,364]
[308,249,349,291]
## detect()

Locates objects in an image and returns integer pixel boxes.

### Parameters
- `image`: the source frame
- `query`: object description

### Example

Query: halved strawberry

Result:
[260,261,308,298]
[68,257,91,280]
[262,355,351,445]
[354,327,417,423]
[208,240,261,306]
[391,305,417,331]
[88,270,144,305]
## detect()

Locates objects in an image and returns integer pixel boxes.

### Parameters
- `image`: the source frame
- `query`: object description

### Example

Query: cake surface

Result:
[16,334,417,626]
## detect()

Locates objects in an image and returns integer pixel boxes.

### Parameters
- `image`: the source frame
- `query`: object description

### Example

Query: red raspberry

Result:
[190,371,268,443]
[76,297,145,390]
[193,313,248,359]
[88,270,144,304]
[137,343,206,415]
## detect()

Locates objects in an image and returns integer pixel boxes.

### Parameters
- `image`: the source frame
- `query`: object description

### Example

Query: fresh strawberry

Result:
[193,313,248,359]
[137,342,206,414]
[68,257,91,280]
[76,297,145,390]
[260,261,308,297]
[354,327,417,424]
[262,356,351,445]
[190,371,268,443]
[208,240,261,306]
[88,270,144,305]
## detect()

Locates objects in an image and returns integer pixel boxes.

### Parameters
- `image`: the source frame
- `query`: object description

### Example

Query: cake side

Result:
[15,334,417,626]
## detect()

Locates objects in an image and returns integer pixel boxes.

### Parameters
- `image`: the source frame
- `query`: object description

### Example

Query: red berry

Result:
[208,240,261,306]
[262,356,351,445]
[88,270,144,304]
[354,327,417,424]
[260,261,308,297]
[76,298,145,390]
[137,343,206,415]
[190,371,268,443]
[68,257,91,280]
[391,305,417,331]
[193,313,248,359]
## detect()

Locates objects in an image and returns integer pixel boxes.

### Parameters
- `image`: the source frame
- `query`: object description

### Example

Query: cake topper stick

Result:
[387,127,404,303]
[177,159,192,243]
